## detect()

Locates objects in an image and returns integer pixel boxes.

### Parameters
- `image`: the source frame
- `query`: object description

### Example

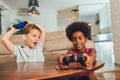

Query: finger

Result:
[86,66,92,70]
[56,65,60,70]
[86,62,93,70]
[66,54,72,56]
[83,53,89,57]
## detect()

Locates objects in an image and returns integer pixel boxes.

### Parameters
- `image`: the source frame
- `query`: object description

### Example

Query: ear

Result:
[85,37,88,42]
[22,34,27,40]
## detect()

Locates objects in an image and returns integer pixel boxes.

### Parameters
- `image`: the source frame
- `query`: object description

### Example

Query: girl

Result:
[56,22,96,80]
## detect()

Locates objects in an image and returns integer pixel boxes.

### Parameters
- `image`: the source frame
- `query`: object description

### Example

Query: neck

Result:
[75,47,86,55]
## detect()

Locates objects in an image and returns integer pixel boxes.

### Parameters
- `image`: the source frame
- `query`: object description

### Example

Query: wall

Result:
[1,10,17,34]
[79,3,111,35]
[79,14,97,36]
[28,9,58,32]
[57,6,79,30]
[0,1,111,35]
[0,1,58,34]
[110,0,120,65]
[78,5,99,36]
[100,3,112,33]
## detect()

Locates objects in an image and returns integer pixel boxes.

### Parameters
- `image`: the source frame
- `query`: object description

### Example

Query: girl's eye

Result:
[72,38,76,41]
[72,37,82,41]
[79,37,82,40]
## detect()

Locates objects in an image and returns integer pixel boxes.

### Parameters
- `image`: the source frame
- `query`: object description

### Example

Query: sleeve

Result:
[38,42,43,48]
[13,45,21,56]
[85,48,90,55]
[37,42,45,61]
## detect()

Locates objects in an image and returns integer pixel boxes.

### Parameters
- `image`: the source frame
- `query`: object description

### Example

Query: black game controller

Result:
[62,55,87,67]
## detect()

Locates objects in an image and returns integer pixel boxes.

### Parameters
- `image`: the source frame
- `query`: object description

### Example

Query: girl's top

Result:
[74,48,90,56]
[73,48,90,76]
[13,42,45,62]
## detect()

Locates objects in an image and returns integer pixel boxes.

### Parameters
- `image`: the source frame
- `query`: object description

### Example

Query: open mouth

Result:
[34,42,38,45]
[76,44,81,47]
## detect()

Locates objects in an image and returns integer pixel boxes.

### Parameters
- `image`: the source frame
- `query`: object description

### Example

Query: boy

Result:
[1,21,45,62]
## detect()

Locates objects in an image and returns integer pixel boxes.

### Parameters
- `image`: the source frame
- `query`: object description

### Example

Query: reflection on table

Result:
[0,61,104,80]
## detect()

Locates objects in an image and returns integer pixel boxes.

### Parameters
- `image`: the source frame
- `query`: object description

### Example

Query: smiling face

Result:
[71,31,88,51]
[23,29,41,48]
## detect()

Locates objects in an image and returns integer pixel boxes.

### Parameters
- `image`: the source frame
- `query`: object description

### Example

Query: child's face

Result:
[71,31,88,50]
[23,29,41,48]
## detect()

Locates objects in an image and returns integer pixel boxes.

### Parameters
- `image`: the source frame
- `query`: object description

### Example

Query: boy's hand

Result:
[9,25,20,32]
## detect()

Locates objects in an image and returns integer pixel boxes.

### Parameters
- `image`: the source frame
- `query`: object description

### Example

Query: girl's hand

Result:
[83,53,93,70]
[56,64,68,70]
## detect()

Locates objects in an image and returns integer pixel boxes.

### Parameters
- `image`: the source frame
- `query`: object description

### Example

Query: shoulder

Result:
[14,45,24,49]
[86,40,95,48]
[87,48,96,55]
[14,45,29,51]
[37,42,43,48]
[89,48,96,52]
[13,45,25,55]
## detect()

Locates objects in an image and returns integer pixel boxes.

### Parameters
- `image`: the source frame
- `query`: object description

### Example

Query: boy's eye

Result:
[33,35,36,37]
[32,35,40,39]
[32,35,37,37]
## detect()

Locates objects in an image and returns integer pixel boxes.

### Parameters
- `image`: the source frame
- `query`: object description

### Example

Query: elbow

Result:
[1,35,9,44]
[42,28,46,34]
[1,36,6,44]
[1,36,13,52]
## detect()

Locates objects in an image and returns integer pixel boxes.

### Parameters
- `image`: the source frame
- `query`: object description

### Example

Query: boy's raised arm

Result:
[1,26,18,52]
[38,25,46,44]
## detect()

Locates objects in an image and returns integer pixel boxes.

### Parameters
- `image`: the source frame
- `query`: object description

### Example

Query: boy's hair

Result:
[23,24,41,34]
[66,21,91,41]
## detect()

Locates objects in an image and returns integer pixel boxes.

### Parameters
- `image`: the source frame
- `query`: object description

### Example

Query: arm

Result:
[85,48,96,69]
[57,50,73,65]
[57,54,66,65]
[1,26,18,52]
[38,25,46,44]
[89,48,96,64]
[56,50,73,70]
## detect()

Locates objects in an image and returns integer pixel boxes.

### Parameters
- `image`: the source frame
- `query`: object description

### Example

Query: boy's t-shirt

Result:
[13,42,45,62]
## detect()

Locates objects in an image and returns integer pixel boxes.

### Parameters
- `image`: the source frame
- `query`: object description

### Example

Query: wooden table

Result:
[0,61,104,80]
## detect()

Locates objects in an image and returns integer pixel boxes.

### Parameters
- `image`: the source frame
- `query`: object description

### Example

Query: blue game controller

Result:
[13,20,28,29]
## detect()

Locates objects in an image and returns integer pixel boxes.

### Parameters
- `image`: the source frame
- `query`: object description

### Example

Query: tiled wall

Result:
[110,0,120,64]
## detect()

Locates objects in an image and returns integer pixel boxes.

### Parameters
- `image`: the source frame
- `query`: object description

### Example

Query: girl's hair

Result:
[66,21,91,41]
[23,24,41,34]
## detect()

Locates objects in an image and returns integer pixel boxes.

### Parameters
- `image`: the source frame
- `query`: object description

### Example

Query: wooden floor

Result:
[94,41,120,80]
[96,70,120,80]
